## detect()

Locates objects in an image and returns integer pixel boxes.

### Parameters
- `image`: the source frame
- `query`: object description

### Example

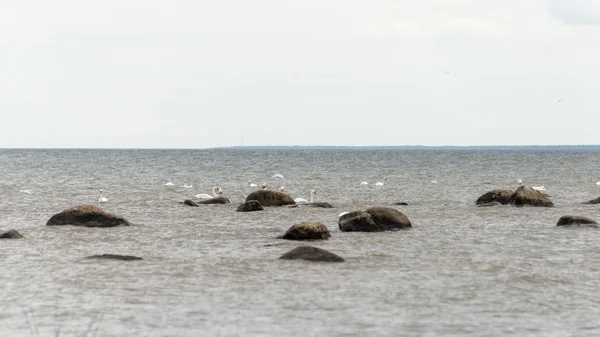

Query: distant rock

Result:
[279,221,331,240]
[279,246,344,262]
[288,202,334,208]
[0,229,24,239]
[393,202,408,206]
[557,215,599,228]
[476,189,513,206]
[86,254,143,261]
[339,207,411,232]
[46,205,130,227]
[236,200,264,212]
[245,190,296,207]
[196,196,231,204]
[509,186,554,207]
[364,207,412,230]
[582,197,600,205]
[182,199,199,207]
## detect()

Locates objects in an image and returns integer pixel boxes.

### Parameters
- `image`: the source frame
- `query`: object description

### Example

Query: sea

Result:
[1,148,600,337]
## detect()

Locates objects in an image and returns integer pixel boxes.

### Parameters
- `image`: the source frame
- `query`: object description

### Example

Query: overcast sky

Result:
[1,0,599,148]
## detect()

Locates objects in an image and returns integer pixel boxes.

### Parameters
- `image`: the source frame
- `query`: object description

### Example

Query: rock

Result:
[196,196,231,204]
[245,190,296,207]
[46,205,130,227]
[338,211,383,232]
[279,246,344,262]
[288,202,334,208]
[86,254,143,261]
[236,200,264,212]
[582,197,600,204]
[557,215,599,228]
[279,221,331,240]
[393,202,408,206]
[509,185,554,207]
[338,207,412,232]
[476,189,513,205]
[182,199,199,206]
[0,229,24,239]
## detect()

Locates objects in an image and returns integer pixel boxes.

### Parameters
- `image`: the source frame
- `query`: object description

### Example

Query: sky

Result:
[1,0,599,148]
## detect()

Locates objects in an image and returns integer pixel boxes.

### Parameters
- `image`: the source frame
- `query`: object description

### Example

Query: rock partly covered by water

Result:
[476,189,513,206]
[509,186,554,207]
[339,207,411,232]
[279,221,331,240]
[288,202,334,208]
[182,199,199,207]
[0,229,24,239]
[557,215,599,228]
[245,190,296,207]
[196,196,231,204]
[279,246,344,262]
[46,205,130,227]
[86,254,143,261]
[236,200,264,212]
[582,197,600,204]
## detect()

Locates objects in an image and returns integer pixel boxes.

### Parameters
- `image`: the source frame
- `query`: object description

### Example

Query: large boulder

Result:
[46,205,130,227]
[557,215,599,228]
[0,229,24,239]
[196,196,231,204]
[245,190,296,207]
[509,186,554,207]
[279,221,331,240]
[279,246,344,262]
[236,200,264,212]
[338,207,411,232]
[86,254,143,261]
[476,189,513,206]
[582,197,600,204]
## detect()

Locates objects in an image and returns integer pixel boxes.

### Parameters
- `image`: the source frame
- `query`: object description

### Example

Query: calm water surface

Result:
[1,149,600,336]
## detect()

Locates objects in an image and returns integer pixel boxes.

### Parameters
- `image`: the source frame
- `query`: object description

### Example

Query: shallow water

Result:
[1,149,600,336]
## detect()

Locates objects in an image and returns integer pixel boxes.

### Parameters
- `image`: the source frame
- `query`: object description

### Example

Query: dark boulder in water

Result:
[338,211,383,232]
[279,246,344,262]
[279,221,331,240]
[86,254,143,261]
[476,189,513,206]
[182,199,199,207]
[393,202,408,206]
[288,202,334,208]
[0,229,24,239]
[236,200,264,212]
[338,207,411,232]
[245,190,295,207]
[509,186,554,207]
[582,197,600,205]
[197,196,231,204]
[46,205,130,227]
[557,215,599,228]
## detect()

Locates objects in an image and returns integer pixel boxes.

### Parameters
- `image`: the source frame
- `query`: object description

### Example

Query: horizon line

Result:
[2,145,600,150]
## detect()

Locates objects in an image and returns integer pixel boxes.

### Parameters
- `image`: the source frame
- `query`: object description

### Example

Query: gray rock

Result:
[557,215,599,228]
[279,221,331,240]
[0,229,24,239]
[236,200,264,212]
[279,246,344,262]
[86,254,143,261]
[46,205,130,227]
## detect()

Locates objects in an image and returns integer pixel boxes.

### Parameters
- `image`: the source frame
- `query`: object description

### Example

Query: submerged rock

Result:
[46,205,130,227]
[279,246,344,262]
[245,190,296,207]
[236,200,264,212]
[476,189,513,206]
[182,199,199,207]
[279,221,331,240]
[288,202,334,208]
[196,196,231,204]
[393,202,408,206]
[86,254,143,261]
[0,229,24,239]
[557,215,599,228]
[582,197,600,205]
[338,207,412,232]
[509,186,554,207]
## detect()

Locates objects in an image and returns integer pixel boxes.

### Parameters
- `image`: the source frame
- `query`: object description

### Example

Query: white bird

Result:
[180,184,193,189]
[517,179,523,185]
[272,173,284,179]
[261,183,268,190]
[430,180,438,184]
[295,189,316,203]
[532,185,546,191]
[165,182,175,186]
[375,178,386,187]
[279,186,285,192]
[596,182,600,186]
[195,186,221,199]
[19,189,32,195]
[98,190,108,203]
[248,181,258,187]
[360,181,368,185]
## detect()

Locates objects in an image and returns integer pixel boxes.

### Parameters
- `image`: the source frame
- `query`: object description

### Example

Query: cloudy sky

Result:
[1,0,599,148]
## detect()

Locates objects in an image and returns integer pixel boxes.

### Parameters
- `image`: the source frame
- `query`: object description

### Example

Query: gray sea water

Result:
[1,149,600,337]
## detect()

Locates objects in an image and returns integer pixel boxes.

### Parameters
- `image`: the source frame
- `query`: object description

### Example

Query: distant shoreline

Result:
[216,145,600,151]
